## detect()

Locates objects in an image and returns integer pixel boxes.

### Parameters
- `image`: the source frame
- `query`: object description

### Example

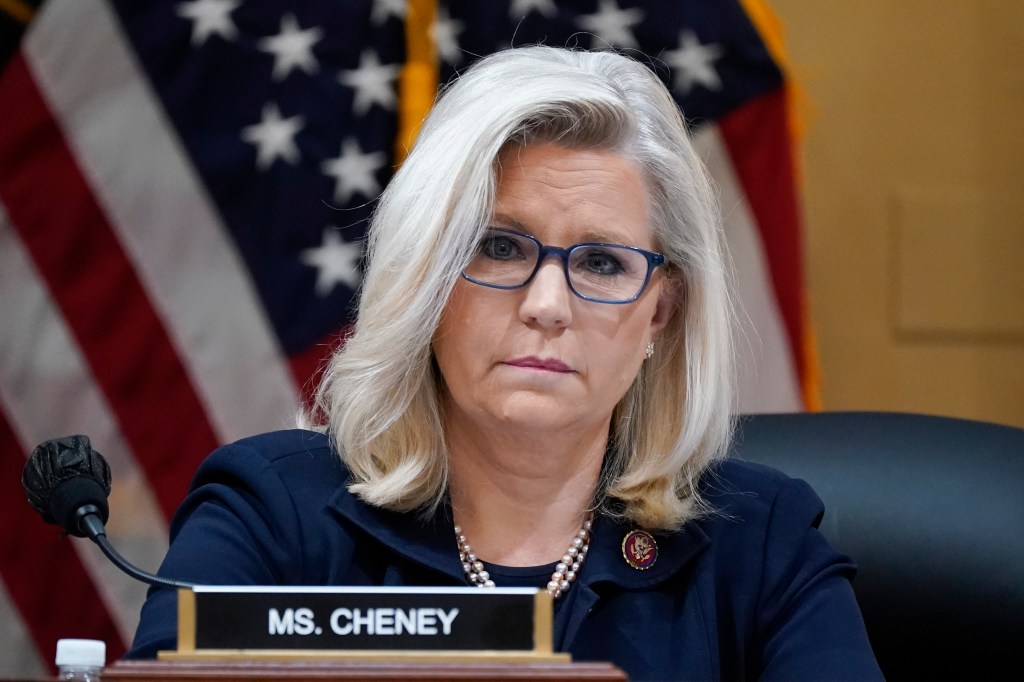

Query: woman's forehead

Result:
[489,143,653,247]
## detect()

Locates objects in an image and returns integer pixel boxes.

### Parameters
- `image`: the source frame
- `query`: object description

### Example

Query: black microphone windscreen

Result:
[48,477,111,537]
[22,435,112,535]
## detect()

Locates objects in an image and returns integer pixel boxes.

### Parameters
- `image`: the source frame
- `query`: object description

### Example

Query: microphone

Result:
[22,435,194,590]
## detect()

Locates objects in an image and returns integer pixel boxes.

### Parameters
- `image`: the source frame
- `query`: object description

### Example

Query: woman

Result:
[128,47,881,679]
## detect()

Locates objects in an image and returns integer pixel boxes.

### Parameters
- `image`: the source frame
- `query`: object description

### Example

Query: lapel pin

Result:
[622,529,658,570]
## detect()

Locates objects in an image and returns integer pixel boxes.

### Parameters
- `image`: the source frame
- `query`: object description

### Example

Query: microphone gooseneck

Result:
[22,435,194,590]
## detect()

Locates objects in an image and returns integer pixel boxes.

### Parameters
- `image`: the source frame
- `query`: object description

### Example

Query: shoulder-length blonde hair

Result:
[311,46,735,530]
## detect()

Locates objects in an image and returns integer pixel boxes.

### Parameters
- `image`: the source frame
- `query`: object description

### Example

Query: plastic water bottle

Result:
[55,639,105,681]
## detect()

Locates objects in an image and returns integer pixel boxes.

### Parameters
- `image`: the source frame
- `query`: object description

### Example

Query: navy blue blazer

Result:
[127,429,881,680]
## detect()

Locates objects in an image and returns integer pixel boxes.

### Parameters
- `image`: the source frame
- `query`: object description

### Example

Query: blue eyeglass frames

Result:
[462,227,666,304]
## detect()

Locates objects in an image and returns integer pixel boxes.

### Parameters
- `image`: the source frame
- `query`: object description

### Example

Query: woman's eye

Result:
[579,249,625,275]
[481,236,522,260]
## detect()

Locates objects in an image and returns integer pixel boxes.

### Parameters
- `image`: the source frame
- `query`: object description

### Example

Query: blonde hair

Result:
[311,46,735,530]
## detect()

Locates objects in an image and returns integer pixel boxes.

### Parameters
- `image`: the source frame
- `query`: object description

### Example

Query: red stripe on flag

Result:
[287,326,351,408]
[717,87,808,400]
[0,52,219,517]
[0,408,126,673]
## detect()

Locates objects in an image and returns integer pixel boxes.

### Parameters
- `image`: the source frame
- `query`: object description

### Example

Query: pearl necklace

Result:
[454,518,593,599]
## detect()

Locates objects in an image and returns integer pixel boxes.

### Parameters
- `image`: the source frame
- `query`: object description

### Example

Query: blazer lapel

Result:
[562,514,711,650]
[326,488,467,583]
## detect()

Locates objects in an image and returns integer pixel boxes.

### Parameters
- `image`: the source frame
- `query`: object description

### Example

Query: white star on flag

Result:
[371,0,406,25]
[664,30,725,94]
[577,0,644,51]
[510,0,557,20]
[339,50,401,115]
[257,13,323,81]
[431,7,465,65]
[301,228,363,296]
[176,0,241,46]
[241,103,305,170]
[321,138,387,204]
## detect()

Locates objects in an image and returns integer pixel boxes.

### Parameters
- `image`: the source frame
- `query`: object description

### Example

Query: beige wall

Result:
[771,0,1024,427]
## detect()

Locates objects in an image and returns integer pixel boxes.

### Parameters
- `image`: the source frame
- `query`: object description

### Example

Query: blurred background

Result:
[773,0,1023,427]
[1,0,1021,677]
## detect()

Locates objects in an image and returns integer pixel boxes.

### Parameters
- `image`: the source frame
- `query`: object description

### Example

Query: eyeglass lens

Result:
[464,229,654,302]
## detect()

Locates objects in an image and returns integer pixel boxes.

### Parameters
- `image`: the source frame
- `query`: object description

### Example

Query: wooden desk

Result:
[104,659,628,680]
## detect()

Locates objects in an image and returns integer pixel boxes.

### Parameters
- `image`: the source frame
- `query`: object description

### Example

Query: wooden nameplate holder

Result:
[104,586,626,680]
[169,585,564,662]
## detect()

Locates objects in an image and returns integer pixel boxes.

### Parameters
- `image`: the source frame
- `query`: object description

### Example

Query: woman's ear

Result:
[649,273,681,333]
[650,292,674,333]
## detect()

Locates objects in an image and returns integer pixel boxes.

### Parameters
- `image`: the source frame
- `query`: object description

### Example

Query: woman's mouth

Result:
[503,356,573,373]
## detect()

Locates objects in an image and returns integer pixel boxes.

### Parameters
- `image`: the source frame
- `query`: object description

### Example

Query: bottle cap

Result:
[55,639,106,668]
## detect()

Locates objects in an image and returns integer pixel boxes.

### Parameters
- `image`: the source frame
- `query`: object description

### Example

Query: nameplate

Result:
[170,586,561,661]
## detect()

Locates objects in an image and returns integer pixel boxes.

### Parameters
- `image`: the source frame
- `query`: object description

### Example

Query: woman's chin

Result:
[487,395,604,435]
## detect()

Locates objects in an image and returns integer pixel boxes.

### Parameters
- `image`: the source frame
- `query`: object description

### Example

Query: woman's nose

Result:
[518,260,573,329]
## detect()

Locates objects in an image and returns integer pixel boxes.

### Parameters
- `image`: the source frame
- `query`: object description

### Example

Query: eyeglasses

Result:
[462,227,666,304]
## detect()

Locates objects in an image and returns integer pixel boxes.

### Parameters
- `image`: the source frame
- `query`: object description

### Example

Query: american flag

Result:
[0,0,812,674]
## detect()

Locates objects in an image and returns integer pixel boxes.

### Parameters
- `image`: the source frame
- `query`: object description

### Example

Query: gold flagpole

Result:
[395,0,438,164]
